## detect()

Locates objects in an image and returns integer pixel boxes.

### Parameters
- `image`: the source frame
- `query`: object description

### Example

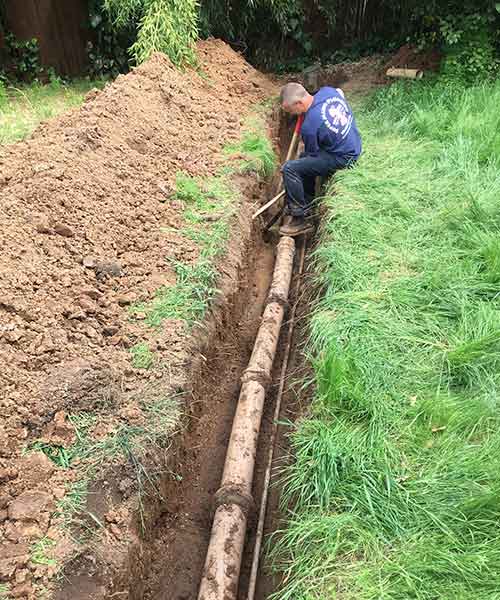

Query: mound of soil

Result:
[0,39,275,598]
[289,55,387,97]
[384,43,442,74]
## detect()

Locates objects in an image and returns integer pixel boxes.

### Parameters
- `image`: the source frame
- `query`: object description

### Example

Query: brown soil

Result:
[285,55,387,98]
[384,43,442,74]
[0,39,277,599]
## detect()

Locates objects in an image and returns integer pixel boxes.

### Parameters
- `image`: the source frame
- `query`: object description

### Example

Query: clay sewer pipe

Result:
[386,67,424,80]
[197,235,296,600]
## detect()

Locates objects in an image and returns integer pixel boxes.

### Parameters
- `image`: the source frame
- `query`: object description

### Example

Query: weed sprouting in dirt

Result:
[129,342,155,369]
[143,259,218,327]
[0,584,9,598]
[31,537,57,568]
[27,441,73,469]
[30,393,180,541]
[55,479,90,532]
[131,111,274,332]
[174,172,233,225]
[271,80,500,599]
[65,394,181,468]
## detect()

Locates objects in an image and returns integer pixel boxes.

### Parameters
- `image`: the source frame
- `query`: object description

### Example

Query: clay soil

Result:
[0,40,277,599]
[384,43,442,74]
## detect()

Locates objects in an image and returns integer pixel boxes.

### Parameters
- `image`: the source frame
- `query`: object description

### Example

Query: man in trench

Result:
[279,82,362,236]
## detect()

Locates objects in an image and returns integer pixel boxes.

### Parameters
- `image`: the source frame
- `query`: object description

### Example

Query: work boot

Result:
[279,216,312,237]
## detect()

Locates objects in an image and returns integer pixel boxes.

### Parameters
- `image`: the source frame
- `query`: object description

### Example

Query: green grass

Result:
[224,114,277,177]
[27,394,180,538]
[0,78,107,144]
[30,537,57,568]
[0,584,9,598]
[27,441,72,469]
[271,79,500,599]
[131,112,275,331]
[130,342,155,369]
[55,479,90,531]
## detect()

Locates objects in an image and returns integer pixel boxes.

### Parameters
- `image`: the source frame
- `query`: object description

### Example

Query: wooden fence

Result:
[3,0,89,76]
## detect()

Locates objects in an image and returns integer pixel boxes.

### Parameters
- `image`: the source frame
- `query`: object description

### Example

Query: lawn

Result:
[0,78,107,144]
[271,78,500,599]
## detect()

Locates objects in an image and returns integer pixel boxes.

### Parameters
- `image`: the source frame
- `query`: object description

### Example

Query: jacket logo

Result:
[321,97,353,139]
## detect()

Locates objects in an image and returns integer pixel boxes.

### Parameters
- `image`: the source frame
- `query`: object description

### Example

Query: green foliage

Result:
[368,79,500,165]
[94,0,499,73]
[440,14,499,84]
[87,0,133,76]
[28,442,72,469]
[0,81,7,107]
[37,393,180,535]
[54,479,89,531]
[69,398,180,463]
[1,34,42,82]
[129,342,155,369]
[272,80,500,598]
[134,172,234,328]
[411,2,500,84]
[200,0,307,69]
[104,0,198,66]
[140,258,218,327]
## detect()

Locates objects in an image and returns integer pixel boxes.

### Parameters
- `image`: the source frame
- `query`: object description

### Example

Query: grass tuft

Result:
[129,342,155,369]
[224,115,276,177]
[27,441,72,469]
[133,172,235,329]
[30,537,57,568]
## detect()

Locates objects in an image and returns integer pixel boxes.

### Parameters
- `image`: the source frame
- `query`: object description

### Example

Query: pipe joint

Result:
[241,368,271,387]
[214,484,254,516]
[266,291,289,308]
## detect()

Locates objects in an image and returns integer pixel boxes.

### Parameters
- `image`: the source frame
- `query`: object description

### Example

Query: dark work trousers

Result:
[282,151,355,217]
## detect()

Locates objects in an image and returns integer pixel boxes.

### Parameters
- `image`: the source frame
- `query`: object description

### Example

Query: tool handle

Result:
[284,114,304,164]
[252,190,286,220]
[294,113,304,134]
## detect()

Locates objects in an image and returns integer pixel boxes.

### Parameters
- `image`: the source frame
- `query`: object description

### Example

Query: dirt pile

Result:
[290,55,387,97]
[384,43,442,73]
[0,39,275,599]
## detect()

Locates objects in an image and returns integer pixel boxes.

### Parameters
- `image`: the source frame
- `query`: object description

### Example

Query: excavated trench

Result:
[122,115,306,600]
[49,109,304,600]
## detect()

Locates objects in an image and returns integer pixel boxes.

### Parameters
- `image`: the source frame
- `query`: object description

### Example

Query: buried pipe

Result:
[246,239,307,600]
[386,67,424,80]
[198,236,296,600]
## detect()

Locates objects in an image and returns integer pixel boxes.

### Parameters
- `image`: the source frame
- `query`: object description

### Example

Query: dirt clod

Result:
[53,223,75,238]
[8,491,55,522]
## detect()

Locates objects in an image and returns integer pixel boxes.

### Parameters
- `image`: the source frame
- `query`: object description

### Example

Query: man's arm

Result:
[301,129,320,157]
[317,124,337,152]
